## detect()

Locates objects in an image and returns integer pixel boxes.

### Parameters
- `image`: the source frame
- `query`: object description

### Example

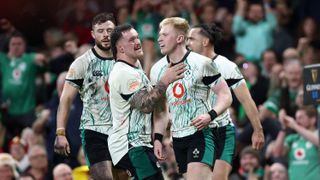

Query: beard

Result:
[96,41,111,51]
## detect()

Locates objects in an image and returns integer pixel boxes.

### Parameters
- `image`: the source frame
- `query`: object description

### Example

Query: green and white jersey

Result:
[108,60,153,164]
[150,51,222,138]
[285,130,320,180]
[209,55,244,127]
[66,48,114,135]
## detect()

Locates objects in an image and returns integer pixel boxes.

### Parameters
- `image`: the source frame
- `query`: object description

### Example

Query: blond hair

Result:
[159,17,190,35]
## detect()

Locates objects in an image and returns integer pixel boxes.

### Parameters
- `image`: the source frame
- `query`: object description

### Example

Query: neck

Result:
[117,54,138,66]
[168,45,187,63]
[93,45,112,58]
[203,48,216,59]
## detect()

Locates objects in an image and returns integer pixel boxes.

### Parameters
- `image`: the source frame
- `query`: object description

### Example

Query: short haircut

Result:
[91,12,116,29]
[110,24,133,59]
[193,23,223,47]
[159,17,189,35]
[299,106,316,118]
[9,31,26,42]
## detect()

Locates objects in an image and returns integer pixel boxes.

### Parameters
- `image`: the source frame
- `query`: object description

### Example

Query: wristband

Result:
[154,133,163,143]
[56,128,66,136]
[208,109,218,121]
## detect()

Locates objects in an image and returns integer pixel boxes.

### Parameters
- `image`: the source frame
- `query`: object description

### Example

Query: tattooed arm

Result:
[129,81,167,113]
[130,62,186,113]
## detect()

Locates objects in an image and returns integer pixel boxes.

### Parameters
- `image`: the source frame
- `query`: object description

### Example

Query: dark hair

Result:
[92,12,116,29]
[9,31,26,42]
[110,24,133,59]
[193,23,223,47]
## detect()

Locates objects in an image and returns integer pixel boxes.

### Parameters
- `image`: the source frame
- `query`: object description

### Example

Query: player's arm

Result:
[152,98,169,160]
[129,63,186,113]
[233,82,264,149]
[210,78,232,116]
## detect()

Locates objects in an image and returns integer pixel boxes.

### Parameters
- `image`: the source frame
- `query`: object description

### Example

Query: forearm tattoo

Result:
[129,82,167,113]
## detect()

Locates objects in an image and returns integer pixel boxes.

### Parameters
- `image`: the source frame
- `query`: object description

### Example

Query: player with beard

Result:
[108,24,186,179]
[54,13,127,180]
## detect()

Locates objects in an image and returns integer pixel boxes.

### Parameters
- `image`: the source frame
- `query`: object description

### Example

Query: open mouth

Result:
[134,44,141,51]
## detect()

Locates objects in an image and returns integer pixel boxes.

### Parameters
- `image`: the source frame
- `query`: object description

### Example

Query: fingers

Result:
[191,118,204,130]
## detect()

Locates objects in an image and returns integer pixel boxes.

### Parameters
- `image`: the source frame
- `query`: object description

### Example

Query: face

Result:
[29,147,48,170]
[10,144,26,161]
[158,24,180,55]
[187,28,205,54]
[248,4,264,23]
[295,110,314,129]
[54,167,73,180]
[240,153,259,171]
[118,28,143,60]
[270,163,288,180]
[92,20,115,51]
[284,63,302,89]
[201,5,215,23]
[303,18,316,37]
[9,36,26,57]
[263,51,277,73]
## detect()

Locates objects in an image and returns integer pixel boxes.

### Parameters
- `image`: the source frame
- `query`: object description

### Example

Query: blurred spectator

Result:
[42,28,65,59]
[232,0,277,62]
[264,162,288,180]
[260,59,302,119]
[199,1,217,24]
[53,163,73,180]
[32,72,82,173]
[9,136,29,172]
[230,146,264,180]
[63,0,95,45]
[130,0,162,76]
[261,49,279,78]
[272,2,294,56]
[215,12,237,60]
[273,106,320,180]
[282,47,299,63]
[0,18,17,52]
[21,128,44,148]
[0,153,19,180]
[0,32,46,138]
[24,145,48,180]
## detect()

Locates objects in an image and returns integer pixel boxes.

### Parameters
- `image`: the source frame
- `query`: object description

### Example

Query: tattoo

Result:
[129,82,167,113]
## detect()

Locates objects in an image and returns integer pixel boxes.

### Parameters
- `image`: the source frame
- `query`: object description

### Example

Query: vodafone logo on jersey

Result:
[173,83,184,98]
[104,80,109,93]
[294,148,305,160]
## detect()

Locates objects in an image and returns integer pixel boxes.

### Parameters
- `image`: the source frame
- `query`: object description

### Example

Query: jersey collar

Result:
[92,48,113,61]
[166,50,190,66]
[116,59,139,69]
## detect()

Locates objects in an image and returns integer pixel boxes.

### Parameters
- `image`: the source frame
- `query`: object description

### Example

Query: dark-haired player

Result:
[54,12,125,180]
[187,23,264,180]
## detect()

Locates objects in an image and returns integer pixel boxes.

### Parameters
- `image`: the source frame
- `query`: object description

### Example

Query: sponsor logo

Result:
[171,99,192,106]
[173,83,184,98]
[128,80,140,91]
[294,148,305,160]
[311,69,318,83]
[104,80,109,93]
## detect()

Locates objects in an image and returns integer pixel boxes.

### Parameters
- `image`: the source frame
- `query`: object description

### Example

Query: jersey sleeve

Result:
[65,57,87,89]
[117,71,148,101]
[218,61,244,90]
[202,60,222,88]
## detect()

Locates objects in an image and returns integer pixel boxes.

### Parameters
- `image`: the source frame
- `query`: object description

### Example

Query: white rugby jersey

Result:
[150,51,222,138]
[209,55,245,127]
[66,48,114,135]
[108,60,153,164]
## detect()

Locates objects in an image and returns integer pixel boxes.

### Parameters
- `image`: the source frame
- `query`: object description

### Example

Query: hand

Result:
[191,113,211,130]
[283,115,297,130]
[251,129,265,150]
[160,63,186,86]
[54,136,70,156]
[278,109,287,128]
[154,140,165,160]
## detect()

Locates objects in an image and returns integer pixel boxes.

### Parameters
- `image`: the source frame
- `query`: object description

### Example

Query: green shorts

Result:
[117,146,163,179]
[212,123,236,165]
